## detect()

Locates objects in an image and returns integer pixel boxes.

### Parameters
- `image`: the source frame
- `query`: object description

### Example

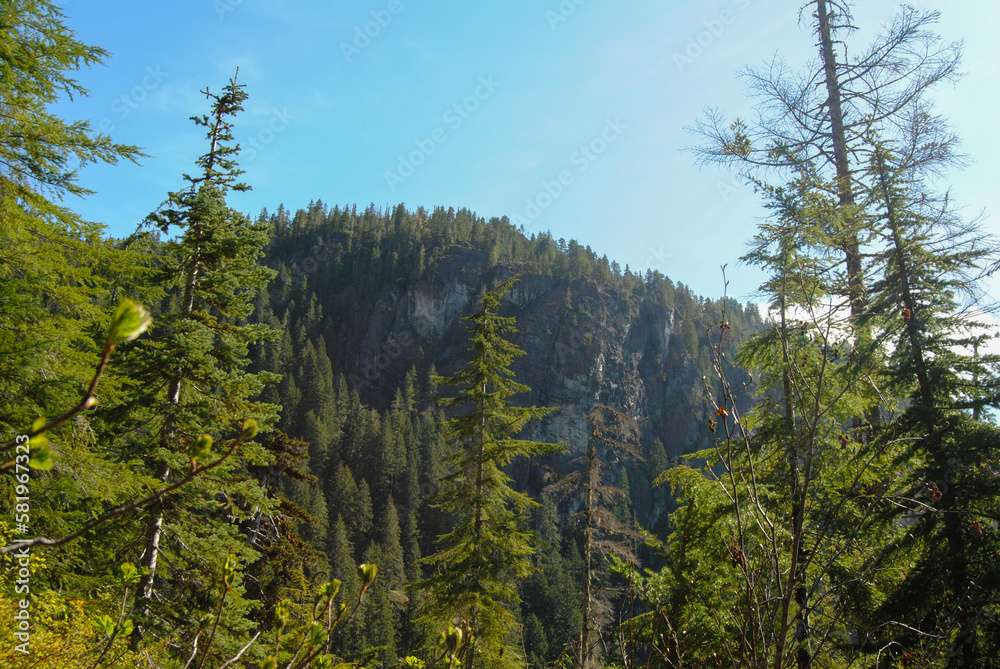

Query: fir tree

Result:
[0,0,142,437]
[416,276,562,669]
[121,71,280,654]
[862,142,1000,665]
[520,497,582,667]
[242,430,319,618]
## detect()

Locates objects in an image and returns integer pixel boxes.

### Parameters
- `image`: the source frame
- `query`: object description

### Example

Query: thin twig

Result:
[1,437,244,554]
[217,631,261,668]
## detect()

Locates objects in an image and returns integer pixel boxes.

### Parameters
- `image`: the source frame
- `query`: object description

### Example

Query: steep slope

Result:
[253,201,760,528]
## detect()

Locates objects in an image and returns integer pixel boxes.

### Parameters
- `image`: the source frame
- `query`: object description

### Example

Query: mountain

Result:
[251,201,761,530]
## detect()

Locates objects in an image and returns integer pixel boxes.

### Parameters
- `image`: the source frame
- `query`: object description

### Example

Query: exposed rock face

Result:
[271,229,758,529]
[343,245,734,469]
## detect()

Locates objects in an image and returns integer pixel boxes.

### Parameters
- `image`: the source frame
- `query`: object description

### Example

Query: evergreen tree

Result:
[242,430,319,618]
[119,71,280,654]
[663,7,999,666]
[361,541,398,666]
[0,5,151,625]
[416,276,562,669]
[379,499,407,602]
[520,497,582,667]
[0,0,142,438]
[860,143,1000,666]
[329,514,365,659]
[631,170,903,668]
[355,478,375,556]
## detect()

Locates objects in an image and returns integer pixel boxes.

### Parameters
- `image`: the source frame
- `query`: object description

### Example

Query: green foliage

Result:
[75,72,285,662]
[0,0,143,206]
[0,4,772,665]
[854,143,1000,666]
[0,3,149,502]
[417,276,562,669]
[636,4,1000,667]
[519,499,582,667]
[0,0,142,436]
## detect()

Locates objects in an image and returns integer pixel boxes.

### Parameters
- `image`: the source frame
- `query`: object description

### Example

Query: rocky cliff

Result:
[274,230,755,523]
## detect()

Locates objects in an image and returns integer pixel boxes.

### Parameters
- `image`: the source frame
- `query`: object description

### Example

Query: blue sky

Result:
[56,0,999,301]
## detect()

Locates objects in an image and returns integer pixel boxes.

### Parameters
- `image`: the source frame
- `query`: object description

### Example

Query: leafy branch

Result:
[0,419,258,555]
[0,299,152,468]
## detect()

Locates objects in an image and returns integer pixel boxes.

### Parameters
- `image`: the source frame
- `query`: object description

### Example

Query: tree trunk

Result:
[873,151,932,409]
[580,441,596,669]
[131,258,199,648]
[816,0,865,321]
[873,151,972,667]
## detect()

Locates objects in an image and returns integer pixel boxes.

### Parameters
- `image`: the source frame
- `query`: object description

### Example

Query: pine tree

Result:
[120,71,280,653]
[416,276,561,669]
[355,478,375,556]
[861,143,1000,666]
[380,499,406,601]
[361,541,398,665]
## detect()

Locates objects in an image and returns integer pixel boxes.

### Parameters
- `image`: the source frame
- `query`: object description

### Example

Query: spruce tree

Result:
[863,143,1000,666]
[416,276,561,669]
[520,497,582,667]
[242,430,319,617]
[329,514,364,659]
[118,71,280,655]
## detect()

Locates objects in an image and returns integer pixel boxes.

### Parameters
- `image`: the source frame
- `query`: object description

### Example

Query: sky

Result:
[54,0,1000,303]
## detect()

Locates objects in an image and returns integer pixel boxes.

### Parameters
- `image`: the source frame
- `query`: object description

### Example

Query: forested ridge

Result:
[3,1,1000,668]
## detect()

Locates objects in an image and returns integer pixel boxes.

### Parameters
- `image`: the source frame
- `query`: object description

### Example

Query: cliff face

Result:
[333,243,742,456]
[263,206,759,529]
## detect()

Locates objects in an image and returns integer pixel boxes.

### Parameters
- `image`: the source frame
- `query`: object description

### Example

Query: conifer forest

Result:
[3,1,1000,667]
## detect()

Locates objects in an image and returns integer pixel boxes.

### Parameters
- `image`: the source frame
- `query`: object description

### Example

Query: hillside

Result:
[251,201,761,525]
[9,2,999,664]
[205,201,764,663]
